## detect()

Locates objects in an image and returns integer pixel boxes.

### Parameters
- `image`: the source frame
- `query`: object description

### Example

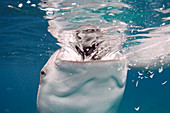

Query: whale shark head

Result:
[37,25,127,113]
[55,24,124,61]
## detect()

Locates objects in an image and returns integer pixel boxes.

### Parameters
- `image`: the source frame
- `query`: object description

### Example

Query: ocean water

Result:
[0,0,170,113]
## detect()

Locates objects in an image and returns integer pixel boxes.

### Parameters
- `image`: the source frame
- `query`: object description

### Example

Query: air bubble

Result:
[72,3,76,5]
[138,71,143,75]
[161,81,167,85]
[134,106,140,111]
[129,21,133,23]
[158,66,163,73]
[136,80,139,87]
[144,76,148,79]
[26,0,31,4]
[150,74,154,78]
[118,67,123,71]
[162,23,165,26]
[8,5,13,8]
[46,11,54,16]
[86,48,89,51]
[18,3,23,8]
[31,4,36,7]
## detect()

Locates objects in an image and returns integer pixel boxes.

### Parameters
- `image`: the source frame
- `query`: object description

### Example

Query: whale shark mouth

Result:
[56,25,124,61]
[39,0,128,62]
[74,26,112,60]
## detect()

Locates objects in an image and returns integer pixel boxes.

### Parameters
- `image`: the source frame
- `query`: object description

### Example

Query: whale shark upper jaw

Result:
[57,25,123,61]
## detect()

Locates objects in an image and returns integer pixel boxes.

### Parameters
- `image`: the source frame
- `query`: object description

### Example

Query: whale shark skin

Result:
[37,49,127,113]
[37,24,170,113]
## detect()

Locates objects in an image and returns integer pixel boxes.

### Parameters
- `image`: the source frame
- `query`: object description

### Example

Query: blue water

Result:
[0,0,170,113]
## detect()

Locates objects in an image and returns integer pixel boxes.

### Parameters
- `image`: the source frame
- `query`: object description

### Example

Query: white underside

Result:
[37,50,127,113]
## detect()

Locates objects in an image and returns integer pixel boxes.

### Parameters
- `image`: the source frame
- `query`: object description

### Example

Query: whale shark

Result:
[37,0,170,112]
[37,24,170,113]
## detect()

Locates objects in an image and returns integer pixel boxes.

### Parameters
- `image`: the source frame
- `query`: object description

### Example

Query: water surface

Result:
[0,0,170,113]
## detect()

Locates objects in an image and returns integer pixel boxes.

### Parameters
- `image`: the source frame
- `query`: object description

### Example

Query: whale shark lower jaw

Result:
[37,51,128,113]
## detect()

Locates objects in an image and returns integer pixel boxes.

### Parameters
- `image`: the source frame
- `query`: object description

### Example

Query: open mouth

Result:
[57,24,123,61]
[75,27,109,60]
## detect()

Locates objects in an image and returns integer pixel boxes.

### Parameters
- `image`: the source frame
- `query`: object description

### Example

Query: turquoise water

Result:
[0,0,170,113]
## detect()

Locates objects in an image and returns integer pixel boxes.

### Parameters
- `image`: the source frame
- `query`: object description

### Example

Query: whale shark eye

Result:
[40,71,46,76]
